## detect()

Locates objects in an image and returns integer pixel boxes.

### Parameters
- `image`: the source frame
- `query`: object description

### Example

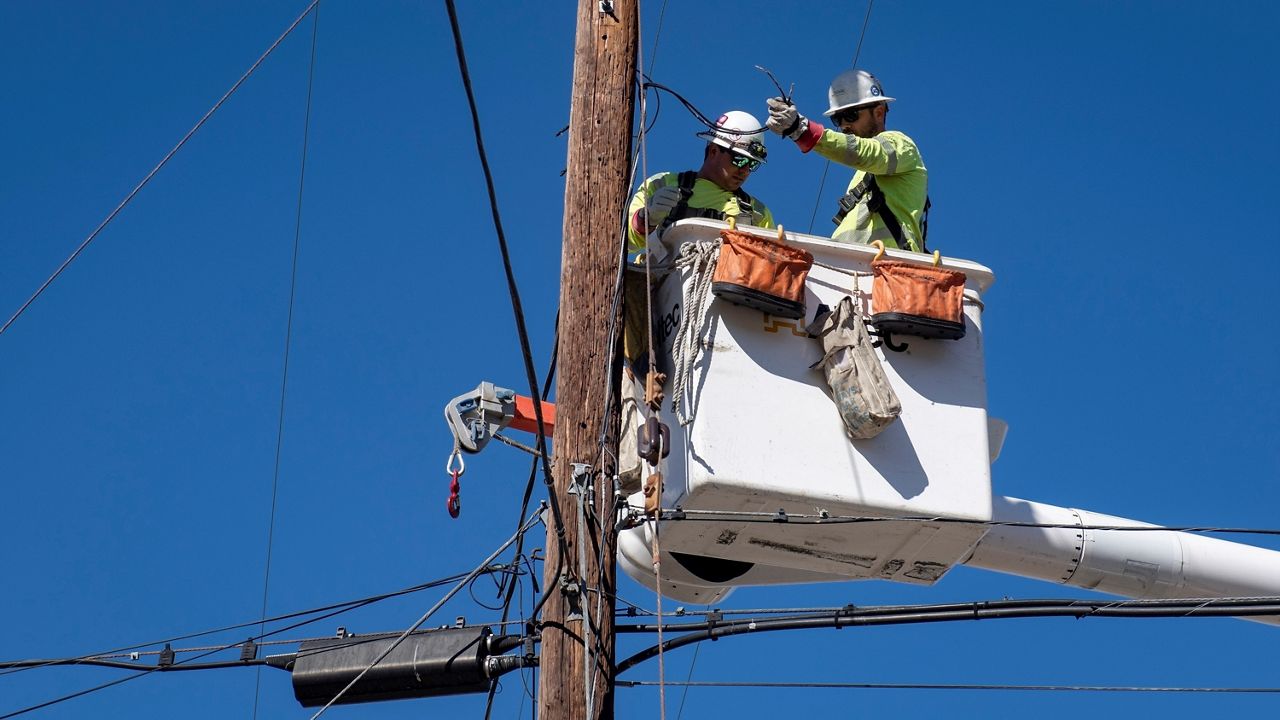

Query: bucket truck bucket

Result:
[618,220,997,600]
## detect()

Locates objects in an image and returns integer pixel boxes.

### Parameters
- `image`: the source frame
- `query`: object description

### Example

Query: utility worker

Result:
[619,112,776,494]
[766,70,928,253]
[627,110,775,257]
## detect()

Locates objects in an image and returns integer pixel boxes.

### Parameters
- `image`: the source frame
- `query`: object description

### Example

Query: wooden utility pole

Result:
[538,1,637,719]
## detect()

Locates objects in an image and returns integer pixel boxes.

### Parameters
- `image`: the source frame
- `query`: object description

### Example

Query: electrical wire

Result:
[441,0,570,562]
[0,0,321,338]
[0,567,532,720]
[640,82,761,137]
[806,0,875,234]
[614,596,1280,673]
[642,506,1280,536]
[617,680,1280,694]
[252,5,321,719]
[308,511,543,718]
[0,566,508,682]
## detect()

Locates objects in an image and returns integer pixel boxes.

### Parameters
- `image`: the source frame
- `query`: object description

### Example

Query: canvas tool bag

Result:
[870,260,967,340]
[807,295,901,439]
[711,228,813,319]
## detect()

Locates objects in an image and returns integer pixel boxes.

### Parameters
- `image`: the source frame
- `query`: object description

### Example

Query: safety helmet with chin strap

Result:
[825,69,896,117]
[696,110,768,163]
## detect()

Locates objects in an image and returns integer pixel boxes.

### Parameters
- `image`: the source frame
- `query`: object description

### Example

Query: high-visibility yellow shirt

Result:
[813,128,927,252]
[627,171,775,253]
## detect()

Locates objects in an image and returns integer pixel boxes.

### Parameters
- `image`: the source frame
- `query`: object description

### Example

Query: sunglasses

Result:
[831,105,872,125]
[726,151,762,171]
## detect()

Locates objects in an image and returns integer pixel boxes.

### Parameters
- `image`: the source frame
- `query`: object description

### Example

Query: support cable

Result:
[308,511,543,718]
[615,596,1280,673]
[0,0,321,338]
[252,5,321,718]
[617,680,1280,694]
[643,507,1280,536]
[441,0,570,558]
[0,566,509,681]
[806,0,875,234]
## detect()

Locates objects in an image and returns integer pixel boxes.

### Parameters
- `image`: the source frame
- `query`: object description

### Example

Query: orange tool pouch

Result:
[711,229,814,319]
[870,260,967,340]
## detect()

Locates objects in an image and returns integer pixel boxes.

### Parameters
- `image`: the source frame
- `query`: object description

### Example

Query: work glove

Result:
[642,185,682,228]
[766,97,808,141]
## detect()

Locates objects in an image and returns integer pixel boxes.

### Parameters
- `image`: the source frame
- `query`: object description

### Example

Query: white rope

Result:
[669,240,720,427]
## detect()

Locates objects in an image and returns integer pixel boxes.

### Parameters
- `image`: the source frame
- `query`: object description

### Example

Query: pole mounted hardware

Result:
[290,627,527,707]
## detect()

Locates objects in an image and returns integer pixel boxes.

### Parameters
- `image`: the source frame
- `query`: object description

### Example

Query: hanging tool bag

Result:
[711,229,813,319]
[870,260,967,340]
[807,295,901,439]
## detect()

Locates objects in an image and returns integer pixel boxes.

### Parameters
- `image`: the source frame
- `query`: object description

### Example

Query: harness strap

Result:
[661,171,759,229]
[832,174,929,253]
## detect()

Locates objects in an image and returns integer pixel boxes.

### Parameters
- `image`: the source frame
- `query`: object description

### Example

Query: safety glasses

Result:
[831,105,871,126]
[727,152,762,172]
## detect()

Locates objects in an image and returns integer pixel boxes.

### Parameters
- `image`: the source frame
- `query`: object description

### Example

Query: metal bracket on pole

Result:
[559,571,583,622]
[568,462,593,504]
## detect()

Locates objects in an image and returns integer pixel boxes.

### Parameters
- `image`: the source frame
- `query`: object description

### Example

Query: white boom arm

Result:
[963,496,1280,625]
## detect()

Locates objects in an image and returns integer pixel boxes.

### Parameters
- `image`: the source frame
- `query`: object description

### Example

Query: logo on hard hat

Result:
[716,114,729,126]
[870,85,882,96]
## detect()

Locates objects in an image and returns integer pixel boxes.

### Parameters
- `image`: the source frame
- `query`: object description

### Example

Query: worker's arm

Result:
[627,172,680,252]
[766,98,919,176]
[810,128,919,176]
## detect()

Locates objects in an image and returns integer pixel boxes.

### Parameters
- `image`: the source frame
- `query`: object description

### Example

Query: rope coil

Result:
[670,240,720,427]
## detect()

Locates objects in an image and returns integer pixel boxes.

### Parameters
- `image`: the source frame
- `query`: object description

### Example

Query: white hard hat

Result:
[696,110,768,163]
[824,69,896,117]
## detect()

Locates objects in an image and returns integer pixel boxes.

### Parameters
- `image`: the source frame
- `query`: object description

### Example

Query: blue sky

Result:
[2,1,1278,717]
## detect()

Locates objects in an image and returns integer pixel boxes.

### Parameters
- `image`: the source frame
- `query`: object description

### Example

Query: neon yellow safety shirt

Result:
[811,128,927,252]
[627,171,775,253]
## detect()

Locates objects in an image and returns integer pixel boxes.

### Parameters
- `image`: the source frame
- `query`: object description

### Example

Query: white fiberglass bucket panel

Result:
[634,219,995,586]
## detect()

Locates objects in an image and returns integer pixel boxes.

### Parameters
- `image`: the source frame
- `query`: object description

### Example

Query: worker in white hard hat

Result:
[766,70,928,253]
[626,110,776,254]
[619,112,778,494]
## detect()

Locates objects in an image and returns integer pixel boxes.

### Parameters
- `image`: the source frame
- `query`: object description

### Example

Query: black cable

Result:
[485,318,558,720]
[648,507,1280,537]
[806,0,875,235]
[0,657,280,673]
[441,0,569,559]
[252,5,322,719]
[0,566,503,681]
[615,596,1280,673]
[307,513,543,717]
[0,0,321,338]
[617,680,1280,694]
[641,82,760,136]
[0,560,528,719]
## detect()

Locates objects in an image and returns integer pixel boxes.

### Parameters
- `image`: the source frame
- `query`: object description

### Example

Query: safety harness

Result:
[832,174,930,253]
[661,171,761,229]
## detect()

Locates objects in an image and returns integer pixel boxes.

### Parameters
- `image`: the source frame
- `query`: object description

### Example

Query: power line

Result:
[0,565,513,681]
[0,553,535,717]
[254,4,322,718]
[614,596,1280,673]
[617,680,1280,694]
[441,0,569,559]
[643,507,1280,537]
[806,0,876,234]
[0,0,321,338]
[307,511,543,718]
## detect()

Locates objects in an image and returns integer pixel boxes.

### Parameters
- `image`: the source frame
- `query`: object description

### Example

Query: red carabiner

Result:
[447,469,461,518]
